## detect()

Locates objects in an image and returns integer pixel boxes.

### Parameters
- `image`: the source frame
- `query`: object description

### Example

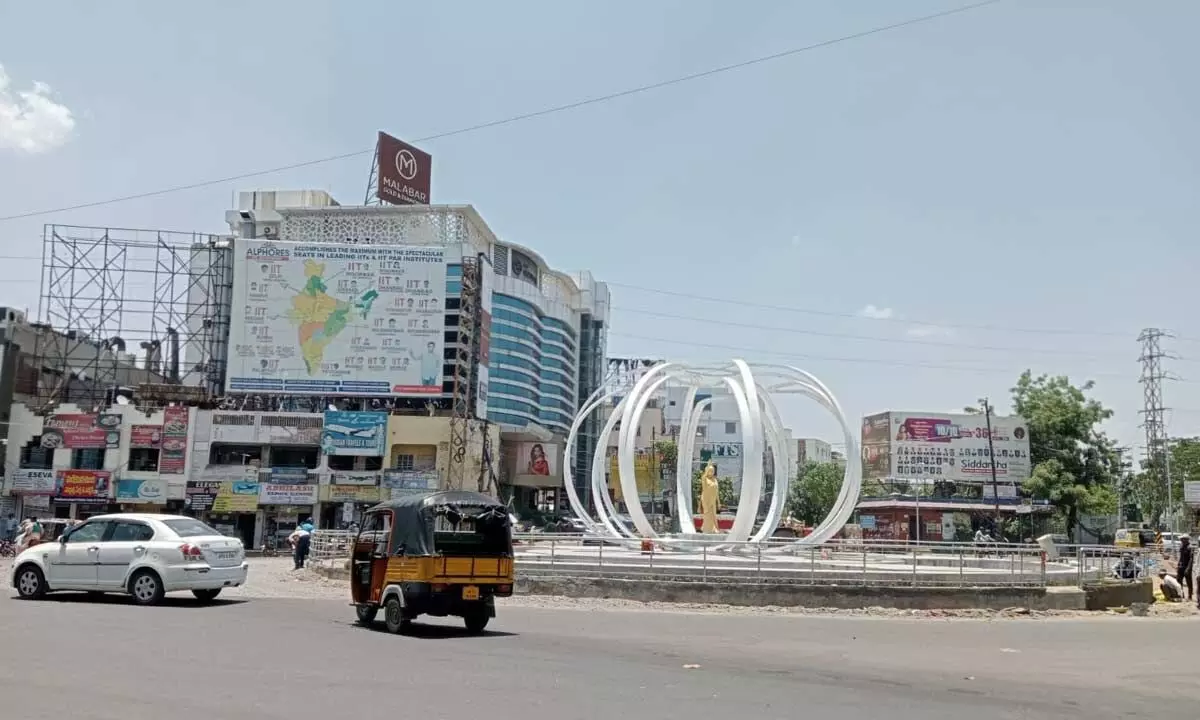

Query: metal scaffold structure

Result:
[447,255,479,491]
[33,224,229,412]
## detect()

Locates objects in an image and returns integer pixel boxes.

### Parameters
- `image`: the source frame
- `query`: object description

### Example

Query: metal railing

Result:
[310,530,355,564]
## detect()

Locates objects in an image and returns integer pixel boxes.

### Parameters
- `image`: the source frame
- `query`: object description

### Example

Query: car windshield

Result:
[162,518,223,538]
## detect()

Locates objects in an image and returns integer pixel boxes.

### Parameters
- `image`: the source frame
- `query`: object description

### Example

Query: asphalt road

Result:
[0,589,1188,720]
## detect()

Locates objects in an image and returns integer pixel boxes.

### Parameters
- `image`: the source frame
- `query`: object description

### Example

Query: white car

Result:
[9,513,248,605]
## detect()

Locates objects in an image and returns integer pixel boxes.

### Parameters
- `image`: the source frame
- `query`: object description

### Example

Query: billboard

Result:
[861,412,892,481]
[517,442,556,478]
[475,252,493,420]
[55,470,111,504]
[41,413,122,450]
[885,412,1031,483]
[226,240,447,397]
[8,469,55,495]
[376,131,432,205]
[321,411,387,456]
[115,479,167,504]
[160,406,189,474]
[129,425,163,448]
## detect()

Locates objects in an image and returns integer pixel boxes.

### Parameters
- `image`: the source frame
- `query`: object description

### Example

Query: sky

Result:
[1,0,1198,460]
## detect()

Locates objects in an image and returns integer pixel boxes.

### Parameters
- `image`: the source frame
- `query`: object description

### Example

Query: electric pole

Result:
[982,398,1001,526]
[1138,328,1177,532]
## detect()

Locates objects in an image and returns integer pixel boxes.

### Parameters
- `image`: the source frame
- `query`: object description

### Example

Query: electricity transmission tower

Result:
[1137,328,1176,530]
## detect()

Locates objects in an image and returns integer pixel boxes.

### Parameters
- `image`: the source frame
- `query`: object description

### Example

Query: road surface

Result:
[0,585,1186,719]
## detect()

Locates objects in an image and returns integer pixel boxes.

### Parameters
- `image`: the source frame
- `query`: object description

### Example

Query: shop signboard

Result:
[211,481,261,513]
[115,478,167,504]
[185,481,221,512]
[160,406,189,474]
[41,413,122,450]
[381,469,439,495]
[1184,481,1200,507]
[324,485,382,503]
[55,470,111,504]
[129,425,163,449]
[329,471,381,486]
[8,469,56,495]
[268,467,310,484]
[321,411,387,456]
[259,483,318,505]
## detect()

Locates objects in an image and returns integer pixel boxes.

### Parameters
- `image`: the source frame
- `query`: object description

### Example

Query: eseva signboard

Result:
[226,239,447,397]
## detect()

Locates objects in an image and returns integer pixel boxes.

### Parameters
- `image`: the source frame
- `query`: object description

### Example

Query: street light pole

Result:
[983,398,1001,527]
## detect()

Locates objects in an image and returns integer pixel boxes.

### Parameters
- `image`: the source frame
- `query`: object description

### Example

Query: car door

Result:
[96,520,155,589]
[45,520,111,589]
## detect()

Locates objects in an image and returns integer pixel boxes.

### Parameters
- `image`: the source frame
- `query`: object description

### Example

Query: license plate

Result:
[216,551,237,559]
[462,585,480,600]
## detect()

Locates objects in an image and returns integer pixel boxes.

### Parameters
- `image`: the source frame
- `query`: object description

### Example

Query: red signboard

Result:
[56,470,111,504]
[130,425,163,448]
[159,406,189,475]
[376,131,431,206]
[41,413,122,450]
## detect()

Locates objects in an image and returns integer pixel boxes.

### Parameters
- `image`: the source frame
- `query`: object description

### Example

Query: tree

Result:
[1126,437,1200,526]
[786,461,844,526]
[1011,371,1122,534]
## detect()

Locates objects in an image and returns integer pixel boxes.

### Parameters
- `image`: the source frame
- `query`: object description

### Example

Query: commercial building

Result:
[795,438,834,465]
[225,191,609,517]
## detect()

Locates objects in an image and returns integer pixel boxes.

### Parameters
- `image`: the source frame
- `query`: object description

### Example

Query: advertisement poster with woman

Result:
[518,442,556,478]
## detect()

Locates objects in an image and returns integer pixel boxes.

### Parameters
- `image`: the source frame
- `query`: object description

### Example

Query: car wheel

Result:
[356,604,378,625]
[128,569,165,606]
[15,564,47,599]
[463,606,490,634]
[383,596,410,634]
[192,589,221,602]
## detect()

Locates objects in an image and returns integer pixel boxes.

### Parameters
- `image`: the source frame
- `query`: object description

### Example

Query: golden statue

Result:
[699,461,720,534]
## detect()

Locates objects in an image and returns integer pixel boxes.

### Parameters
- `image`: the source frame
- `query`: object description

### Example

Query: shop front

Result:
[185,479,259,546]
[6,469,56,519]
[319,479,382,529]
[258,482,318,550]
[53,469,113,519]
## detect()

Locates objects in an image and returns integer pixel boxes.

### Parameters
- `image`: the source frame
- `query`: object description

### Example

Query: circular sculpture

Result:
[562,360,862,547]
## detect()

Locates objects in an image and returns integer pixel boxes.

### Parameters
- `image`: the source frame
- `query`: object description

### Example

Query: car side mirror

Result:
[59,535,68,544]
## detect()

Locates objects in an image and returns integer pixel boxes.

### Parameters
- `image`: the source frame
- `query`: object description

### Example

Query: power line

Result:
[607,281,1152,341]
[607,330,1200,384]
[609,305,1172,360]
[0,0,1004,224]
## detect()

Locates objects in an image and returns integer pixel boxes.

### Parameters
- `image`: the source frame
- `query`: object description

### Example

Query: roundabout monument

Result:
[562,360,863,550]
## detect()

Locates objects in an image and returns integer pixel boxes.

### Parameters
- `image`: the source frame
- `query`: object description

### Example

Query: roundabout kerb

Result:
[562,360,863,552]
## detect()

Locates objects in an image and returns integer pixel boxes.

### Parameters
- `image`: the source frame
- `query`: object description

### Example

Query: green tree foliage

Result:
[786,461,844,526]
[1126,437,1200,526]
[1012,371,1122,534]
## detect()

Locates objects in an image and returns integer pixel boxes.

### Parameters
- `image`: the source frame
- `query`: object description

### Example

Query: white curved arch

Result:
[564,360,861,551]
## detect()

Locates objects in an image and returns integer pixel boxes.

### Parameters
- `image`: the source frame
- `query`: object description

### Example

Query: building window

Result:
[128,448,159,472]
[395,454,415,471]
[71,448,106,470]
[724,421,737,435]
[19,439,53,469]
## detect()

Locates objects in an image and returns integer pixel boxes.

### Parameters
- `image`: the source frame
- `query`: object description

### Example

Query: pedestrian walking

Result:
[1177,535,1193,601]
[289,520,314,570]
[3,513,16,542]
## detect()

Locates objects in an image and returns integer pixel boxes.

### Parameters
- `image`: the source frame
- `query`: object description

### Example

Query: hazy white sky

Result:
[1,0,1197,457]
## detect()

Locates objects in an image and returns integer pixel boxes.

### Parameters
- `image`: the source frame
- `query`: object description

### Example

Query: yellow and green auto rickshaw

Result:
[349,490,514,634]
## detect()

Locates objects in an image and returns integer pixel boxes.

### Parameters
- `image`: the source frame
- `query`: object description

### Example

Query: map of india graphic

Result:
[287,259,373,374]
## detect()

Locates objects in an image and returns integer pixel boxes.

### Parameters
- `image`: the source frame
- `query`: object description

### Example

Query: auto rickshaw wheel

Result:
[383,596,411,634]
[356,604,378,625]
[463,606,490,634]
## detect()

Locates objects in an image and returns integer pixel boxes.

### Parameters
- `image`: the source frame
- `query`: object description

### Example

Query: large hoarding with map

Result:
[226,239,447,396]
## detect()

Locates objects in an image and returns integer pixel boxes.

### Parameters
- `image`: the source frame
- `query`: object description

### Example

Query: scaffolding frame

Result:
[34,224,228,411]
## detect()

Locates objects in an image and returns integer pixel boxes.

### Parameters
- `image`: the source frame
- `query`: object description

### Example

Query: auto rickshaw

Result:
[350,490,514,634]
